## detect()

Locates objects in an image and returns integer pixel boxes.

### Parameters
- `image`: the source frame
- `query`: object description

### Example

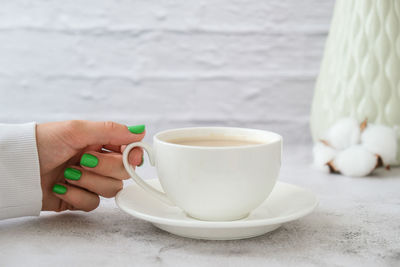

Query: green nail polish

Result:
[128,124,145,134]
[52,184,67,194]
[64,167,82,180]
[138,155,144,167]
[80,153,98,168]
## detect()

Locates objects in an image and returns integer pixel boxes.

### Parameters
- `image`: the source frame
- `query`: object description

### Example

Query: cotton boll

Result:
[361,124,397,165]
[313,142,337,171]
[333,145,377,177]
[324,118,361,150]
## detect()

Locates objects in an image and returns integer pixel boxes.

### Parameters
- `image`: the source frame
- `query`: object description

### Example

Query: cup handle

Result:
[122,142,174,206]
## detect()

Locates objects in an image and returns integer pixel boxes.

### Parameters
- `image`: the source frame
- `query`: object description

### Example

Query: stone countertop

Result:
[1,145,399,267]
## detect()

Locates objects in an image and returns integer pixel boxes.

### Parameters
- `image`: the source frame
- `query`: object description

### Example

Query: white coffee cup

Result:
[122,127,282,221]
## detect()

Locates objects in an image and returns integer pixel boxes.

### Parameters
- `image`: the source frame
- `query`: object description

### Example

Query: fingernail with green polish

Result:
[64,167,82,180]
[128,124,145,134]
[80,153,98,168]
[138,155,144,167]
[53,184,67,195]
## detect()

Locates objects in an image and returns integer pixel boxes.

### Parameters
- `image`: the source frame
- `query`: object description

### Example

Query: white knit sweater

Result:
[0,122,42,220]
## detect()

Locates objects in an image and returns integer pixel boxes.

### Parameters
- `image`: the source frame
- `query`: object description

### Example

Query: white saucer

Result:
[115,179,318,240]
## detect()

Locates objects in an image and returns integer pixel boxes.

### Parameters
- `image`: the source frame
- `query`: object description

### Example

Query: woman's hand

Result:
[36,120,145,212]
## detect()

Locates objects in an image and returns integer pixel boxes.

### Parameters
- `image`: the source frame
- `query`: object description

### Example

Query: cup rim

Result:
[153,126,282,150]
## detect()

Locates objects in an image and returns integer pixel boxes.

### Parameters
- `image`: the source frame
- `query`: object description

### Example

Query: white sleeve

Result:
[0,122,42,220]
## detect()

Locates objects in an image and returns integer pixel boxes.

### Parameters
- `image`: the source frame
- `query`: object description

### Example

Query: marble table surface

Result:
[1,145,399,267]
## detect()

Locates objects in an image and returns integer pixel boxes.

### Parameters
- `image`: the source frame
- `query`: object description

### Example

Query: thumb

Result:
[66,120,145,149]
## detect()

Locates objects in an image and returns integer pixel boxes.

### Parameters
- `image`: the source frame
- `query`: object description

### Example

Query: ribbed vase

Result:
[311,0,400,164]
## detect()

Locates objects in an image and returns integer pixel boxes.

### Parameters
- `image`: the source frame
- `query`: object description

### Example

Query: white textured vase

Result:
[311,0,400,164]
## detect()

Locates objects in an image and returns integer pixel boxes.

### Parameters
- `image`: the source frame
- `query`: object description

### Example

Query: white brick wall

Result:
[0,0,334,144]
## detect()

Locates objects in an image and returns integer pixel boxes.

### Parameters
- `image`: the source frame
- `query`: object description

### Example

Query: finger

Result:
[121,145,144,165]
[128,147,143,166]
[52,183,100,212]
[84,144,103,153]
[63,167,123,198]
[79,150,143,179]
[120,145,127,152]
[66,120,146,149]
[104,144,144,155]
[100,149,143,166]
